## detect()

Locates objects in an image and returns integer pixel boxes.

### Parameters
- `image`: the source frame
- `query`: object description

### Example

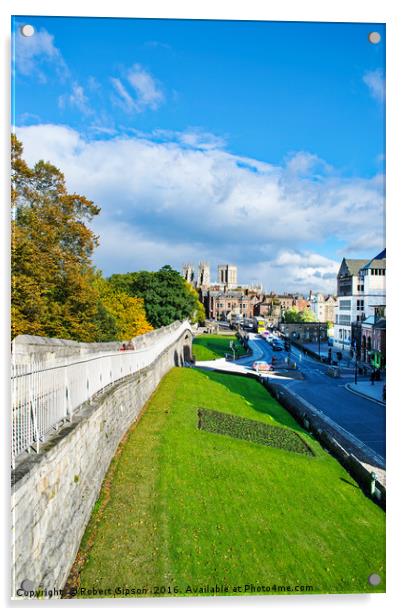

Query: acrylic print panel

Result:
[11,16,386,600]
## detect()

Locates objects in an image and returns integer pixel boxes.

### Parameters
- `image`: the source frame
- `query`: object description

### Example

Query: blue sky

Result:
[12,16,385,292]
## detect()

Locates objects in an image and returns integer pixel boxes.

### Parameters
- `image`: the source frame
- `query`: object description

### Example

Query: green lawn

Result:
[73,368,385,598]
[192,334,248,360]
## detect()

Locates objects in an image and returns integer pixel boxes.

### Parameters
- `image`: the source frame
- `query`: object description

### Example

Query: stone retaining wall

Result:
[11,327,192,598]
[263,380,386,510]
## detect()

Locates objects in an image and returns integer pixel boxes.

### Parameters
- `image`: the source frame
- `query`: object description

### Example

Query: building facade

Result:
[279,321,329,343]
[334,258,368,350]
[334,250,386,355]
[203,290,263,320]
[309,293,337,323]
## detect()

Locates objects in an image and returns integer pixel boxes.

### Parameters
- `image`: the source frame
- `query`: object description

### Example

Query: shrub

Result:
[198,408,314,456]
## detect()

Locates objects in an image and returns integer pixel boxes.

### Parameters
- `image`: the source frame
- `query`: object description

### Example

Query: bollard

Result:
[370,471,377,497]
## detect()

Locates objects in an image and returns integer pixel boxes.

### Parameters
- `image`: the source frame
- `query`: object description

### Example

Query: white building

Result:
[334,250,386,351]
[358,250,386,315]
[309,292,337,323]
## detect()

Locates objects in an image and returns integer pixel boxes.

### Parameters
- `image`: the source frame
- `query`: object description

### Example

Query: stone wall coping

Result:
[12,320,189,361]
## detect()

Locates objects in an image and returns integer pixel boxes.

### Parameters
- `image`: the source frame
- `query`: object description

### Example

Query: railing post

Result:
[29,363,40,454]
[64,365,71,421]
[86,362,90,401]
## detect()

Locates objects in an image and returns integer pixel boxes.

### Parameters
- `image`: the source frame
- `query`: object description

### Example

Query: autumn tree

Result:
[184,281,206,325]
[12,134,101,341]
[93,274,153,341]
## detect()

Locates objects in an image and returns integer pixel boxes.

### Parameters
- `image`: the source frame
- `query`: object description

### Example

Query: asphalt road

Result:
[235,333,386,461]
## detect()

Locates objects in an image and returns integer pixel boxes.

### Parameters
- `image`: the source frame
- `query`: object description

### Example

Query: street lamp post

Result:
[354,351,358,384]
[318,324,321,360]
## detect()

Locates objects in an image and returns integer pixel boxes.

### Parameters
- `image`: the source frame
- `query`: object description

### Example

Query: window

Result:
[338,314,351,325]
[357,284,364,291]
[339,300,351,310]
[357,300,364,310]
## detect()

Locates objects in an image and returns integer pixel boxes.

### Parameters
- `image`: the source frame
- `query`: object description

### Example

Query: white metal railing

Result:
[11,321,191,467]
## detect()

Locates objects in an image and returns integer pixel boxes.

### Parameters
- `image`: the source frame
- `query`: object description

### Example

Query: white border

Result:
[2,1,401,615]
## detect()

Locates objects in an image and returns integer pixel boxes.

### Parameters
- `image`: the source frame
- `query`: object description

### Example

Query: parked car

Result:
[252,360,273,372]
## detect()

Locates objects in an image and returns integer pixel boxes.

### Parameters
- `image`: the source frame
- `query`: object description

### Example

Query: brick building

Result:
[203,290,263,320]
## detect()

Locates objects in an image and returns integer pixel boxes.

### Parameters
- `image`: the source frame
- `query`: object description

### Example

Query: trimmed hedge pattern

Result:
[197,408,314,457]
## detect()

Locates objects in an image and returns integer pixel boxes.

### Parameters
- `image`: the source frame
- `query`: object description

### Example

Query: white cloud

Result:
[268,250,339,293]
[285,151,333,177]
[15,124,385,292]
[16,124,83,162]
[127,64,164,110]
[110,78,136,112]
[129,127,226,150]
[59,82,92,115]
[179,129,226,150]
[110,65,164,114]
[273,251,337,269]
[363,69,385,103]
[14,24,68,82]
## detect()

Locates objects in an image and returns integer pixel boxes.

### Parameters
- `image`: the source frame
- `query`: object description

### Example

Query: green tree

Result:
[298,308,316,322]
[282,307,300,323]
[282,307,316,323]
[109,265,201,328]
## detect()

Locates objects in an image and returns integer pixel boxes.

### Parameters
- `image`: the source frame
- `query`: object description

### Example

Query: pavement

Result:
[302,340,331,358]
[346,380,385,405]
[298,341,358,369]
[195,331,386,463]
[195,358,251,376]
[195,356,295,381]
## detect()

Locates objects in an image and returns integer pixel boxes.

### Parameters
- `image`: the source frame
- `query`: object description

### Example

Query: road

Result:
[235,333,386,462]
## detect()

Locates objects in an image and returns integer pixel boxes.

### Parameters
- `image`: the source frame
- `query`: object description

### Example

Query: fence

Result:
[12,321,191,467]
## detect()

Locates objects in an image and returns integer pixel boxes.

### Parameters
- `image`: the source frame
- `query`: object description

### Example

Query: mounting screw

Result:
[21,24,35,37]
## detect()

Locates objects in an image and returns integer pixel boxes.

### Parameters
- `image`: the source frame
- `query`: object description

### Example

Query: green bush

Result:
[198,408,314,456]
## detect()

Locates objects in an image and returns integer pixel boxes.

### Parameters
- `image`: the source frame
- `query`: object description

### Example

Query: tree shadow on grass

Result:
[194,368,309,437]
[340,477,359,489]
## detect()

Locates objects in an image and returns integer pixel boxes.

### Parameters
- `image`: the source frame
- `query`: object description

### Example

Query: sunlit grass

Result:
[192,334,247,360]
[75,368,385,598]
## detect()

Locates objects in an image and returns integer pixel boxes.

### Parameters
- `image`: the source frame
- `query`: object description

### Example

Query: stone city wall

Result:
[12,320,185,364]
[11,325,192,598]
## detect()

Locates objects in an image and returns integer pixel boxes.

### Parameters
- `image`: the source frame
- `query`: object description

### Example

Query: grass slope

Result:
[75,368,385,597]
[192,334,247,361]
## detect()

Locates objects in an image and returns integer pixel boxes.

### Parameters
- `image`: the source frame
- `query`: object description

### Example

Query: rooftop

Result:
[361,248,386,272]
[342,259,370,276]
